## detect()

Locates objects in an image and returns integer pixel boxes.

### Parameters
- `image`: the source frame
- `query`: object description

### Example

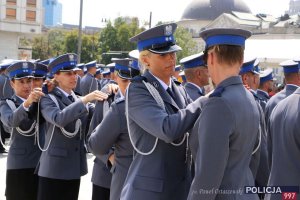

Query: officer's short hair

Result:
[208,45,244,66]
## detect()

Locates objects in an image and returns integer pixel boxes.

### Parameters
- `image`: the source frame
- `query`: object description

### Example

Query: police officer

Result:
[265,59,300,169]
[240,58,261,97]
[73,63,85,95]
[0,61,44,200]
[121,23,203,200]
[265,87,300,200]
[37,53,108,200]
[0,59,15,153]
[180,53,209,100]
[88,58,140,200]
[86,66,115,200]
[265,60,300,124]
[172,65,181,80]
[257,68,274,110]
[240,57,270,199]
[32,63,48,89]
[188,28,260,200]
[80,60,98,95]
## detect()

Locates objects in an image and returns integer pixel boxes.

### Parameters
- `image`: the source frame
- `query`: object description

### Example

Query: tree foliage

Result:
[32,17,198,64]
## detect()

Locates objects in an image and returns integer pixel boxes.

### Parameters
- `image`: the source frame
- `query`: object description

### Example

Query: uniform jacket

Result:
[265,87,300,200]
[0,74,14,98]
[80,73,98,96]
[87,95,115,189]
[188,76,260,200]
[265,84,298,169]
[89,97,133,200]
[184,82,204,101]
[0,95,41,169]
[120,70,202,200]
[74,75,82,95]
[38,87,92,180]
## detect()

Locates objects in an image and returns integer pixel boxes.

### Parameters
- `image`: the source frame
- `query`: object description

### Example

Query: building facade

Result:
[42,0,62,27]
[0,0,42,60]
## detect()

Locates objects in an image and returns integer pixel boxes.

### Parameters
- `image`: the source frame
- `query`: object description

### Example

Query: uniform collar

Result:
[186,82,203,94]
[149,71,172,91]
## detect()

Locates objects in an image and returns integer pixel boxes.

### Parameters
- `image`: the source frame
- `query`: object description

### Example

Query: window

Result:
[6,8,16,19]
[6,0,16,6]
[26,10,36,21]
[27,0,36,7]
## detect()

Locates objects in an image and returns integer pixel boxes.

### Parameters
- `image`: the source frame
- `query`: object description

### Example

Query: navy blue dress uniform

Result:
[121,23,203,200]
[80,60,98,95]
[37,53,93,200]
[188,28,260,200]
[265,60,299,169]
[74,63,85,95]
[0,61,41,200]
[180,53,206,101]
[265,87,300,200]
[88,58,140,200]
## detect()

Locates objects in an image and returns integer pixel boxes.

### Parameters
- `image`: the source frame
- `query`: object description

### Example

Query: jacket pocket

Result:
[49,147,68,157]
[10,147,26,155]
[133,175,164,192]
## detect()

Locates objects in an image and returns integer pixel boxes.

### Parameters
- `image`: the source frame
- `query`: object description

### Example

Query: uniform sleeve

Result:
[40,95,88,127]
[128,82,203,143]
[87,103,121,157]
[189,98,234,200]
[0,100,29,128]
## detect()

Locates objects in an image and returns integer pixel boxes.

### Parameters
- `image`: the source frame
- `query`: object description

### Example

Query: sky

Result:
[59,0,291,27]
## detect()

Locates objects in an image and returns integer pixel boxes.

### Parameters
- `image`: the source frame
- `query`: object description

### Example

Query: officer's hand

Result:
[81,90,108,104]
[24,88,45,108]
[108,153,115,166]
[106,84,119,95]
[44,79,56,93]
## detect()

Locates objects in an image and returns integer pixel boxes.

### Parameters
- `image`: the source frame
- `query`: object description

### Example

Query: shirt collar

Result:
[149,71,172,91]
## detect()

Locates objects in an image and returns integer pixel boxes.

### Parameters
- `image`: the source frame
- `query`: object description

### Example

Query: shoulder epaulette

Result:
[115,98,125,104]
[131,75,147,83]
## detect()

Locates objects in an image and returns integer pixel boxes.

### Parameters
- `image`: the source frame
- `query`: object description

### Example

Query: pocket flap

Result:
[10,147,26,155]
[49,148,68,157]
[133,175,163,192]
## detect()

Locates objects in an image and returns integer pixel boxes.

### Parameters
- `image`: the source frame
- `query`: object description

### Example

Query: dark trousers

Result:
[6,168,39,200]
[37,176,80,200]
[92,184,110,200]
[0,122,9,150]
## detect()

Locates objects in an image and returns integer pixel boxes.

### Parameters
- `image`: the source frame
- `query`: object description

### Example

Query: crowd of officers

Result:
[0,22,299,200]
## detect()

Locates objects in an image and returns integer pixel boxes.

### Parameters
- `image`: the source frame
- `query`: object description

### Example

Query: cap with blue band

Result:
[282,59,300,74]
[180,53,205,69]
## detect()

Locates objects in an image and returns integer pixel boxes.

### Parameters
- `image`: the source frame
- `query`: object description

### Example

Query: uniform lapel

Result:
[52,87,72,106]
[171,81,185,109]
[144,71,179,110]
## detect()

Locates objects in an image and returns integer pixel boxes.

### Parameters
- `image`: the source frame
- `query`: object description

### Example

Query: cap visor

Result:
[149,44,182,54]
[117,71,132,80]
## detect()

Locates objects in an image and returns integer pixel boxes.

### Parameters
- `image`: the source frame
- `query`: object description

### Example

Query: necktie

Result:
[166,87,176,100]
[68,95,74,102]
